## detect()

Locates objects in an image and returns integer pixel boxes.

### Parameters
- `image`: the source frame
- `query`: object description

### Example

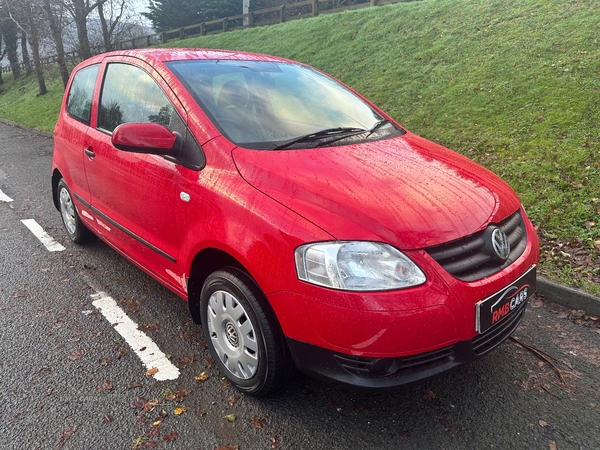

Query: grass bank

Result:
[1,0,599,293]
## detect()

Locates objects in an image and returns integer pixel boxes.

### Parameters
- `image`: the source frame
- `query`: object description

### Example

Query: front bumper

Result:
[287,297,528,389]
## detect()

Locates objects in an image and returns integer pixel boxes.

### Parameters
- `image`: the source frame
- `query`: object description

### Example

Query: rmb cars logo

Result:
[490,284,530,325]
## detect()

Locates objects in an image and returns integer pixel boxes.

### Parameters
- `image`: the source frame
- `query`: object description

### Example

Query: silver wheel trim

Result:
[207,290,259,380]
[59,187,77,235]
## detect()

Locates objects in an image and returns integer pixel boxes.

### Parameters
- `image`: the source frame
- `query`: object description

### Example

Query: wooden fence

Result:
[1,0,411,74]
[116,0,409,49]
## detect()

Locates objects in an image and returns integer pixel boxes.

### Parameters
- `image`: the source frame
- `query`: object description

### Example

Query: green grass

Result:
[1,0,599,294]
[0,65,64,131]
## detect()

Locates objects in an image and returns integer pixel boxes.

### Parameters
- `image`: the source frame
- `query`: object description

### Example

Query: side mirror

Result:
[112,122,182,156]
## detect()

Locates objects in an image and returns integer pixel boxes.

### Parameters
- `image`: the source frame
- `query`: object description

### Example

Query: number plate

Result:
[476,266,536,334]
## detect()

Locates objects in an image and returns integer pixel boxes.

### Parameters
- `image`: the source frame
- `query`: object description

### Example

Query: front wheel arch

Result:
[198,266,294,396]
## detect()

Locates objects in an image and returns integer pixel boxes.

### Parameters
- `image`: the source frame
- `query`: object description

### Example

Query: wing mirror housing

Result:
[112,122,182,156]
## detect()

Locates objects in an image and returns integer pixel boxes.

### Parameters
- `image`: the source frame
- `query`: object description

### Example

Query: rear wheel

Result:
[57,179,94,244]
[200,267,292,396]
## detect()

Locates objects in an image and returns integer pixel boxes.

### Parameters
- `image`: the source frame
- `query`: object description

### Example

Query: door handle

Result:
[84,147,95,158]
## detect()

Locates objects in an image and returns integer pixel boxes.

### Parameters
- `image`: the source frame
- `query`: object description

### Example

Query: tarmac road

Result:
[1,121,599,449]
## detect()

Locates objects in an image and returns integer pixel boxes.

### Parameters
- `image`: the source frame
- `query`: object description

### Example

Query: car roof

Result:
[81,48,292,67]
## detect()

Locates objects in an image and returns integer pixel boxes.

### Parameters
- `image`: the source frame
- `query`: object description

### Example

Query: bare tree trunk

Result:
[71,0,91,59]
[97,2,111,51]
[23,1,46,95]
[0,35,4,85]
[42,0,70,88]
[20,29,32,75]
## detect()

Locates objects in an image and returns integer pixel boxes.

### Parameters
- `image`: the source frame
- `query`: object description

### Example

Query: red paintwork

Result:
[112,123,178,152]
[52,49,539,360]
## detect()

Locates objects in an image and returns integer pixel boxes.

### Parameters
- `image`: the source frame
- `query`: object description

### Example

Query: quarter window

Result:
[98,63,175,133]
[66,64,100,124]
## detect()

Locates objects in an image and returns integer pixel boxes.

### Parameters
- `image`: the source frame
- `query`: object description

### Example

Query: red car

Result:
[52,49,539,396]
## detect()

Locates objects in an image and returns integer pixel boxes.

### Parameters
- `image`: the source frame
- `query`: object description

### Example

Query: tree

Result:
[95,0,127,51]
[20,29,31,75]
[64,0,108,60]
[144,0,202,32]
[41,0,69,87]
[6,0,47,95]
[143,0,241,32]
[0,2,21,79]
[200,0,241,21]
[0,33,4,84]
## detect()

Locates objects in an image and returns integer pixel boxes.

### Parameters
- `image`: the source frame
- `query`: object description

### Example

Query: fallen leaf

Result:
[128,382,143,390]
[195,372,210,382]
[539,420,549,427]
[224,414,237,423]
[36,366,52,375]
[120,298,141,313]
[179,331,197,340]
[174,390,188,402]
[549,441,558,450]
[68,349,85,361]
[215,446,239,450]
[163,432,178,442]
[251,415,267,429]
[99,357,112,366]
[56,425,77,449]
[143,400,159,412]
[130,396,147,409]
[138,323,160,332]
[103,415,113,423]
[423,389,437,401]
[95,380,115,393]
[174,406,188,415]
[146,367,159,376]
[178,356,195,368]
[228,395,241,406]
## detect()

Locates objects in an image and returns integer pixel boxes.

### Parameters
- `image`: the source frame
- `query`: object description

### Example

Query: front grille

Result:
[425,210,528,282]
[472,301,527,355]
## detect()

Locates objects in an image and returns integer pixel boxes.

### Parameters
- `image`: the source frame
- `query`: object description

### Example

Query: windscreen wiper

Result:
[364,119,390,137]
[272,127,366,150]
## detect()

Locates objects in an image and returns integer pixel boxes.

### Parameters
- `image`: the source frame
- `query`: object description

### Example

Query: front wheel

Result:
[200,267,292,396]
[57,179,95,244]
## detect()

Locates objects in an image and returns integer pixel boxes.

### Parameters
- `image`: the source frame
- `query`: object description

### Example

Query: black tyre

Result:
[57,179,95,244]
[200,267,292,396]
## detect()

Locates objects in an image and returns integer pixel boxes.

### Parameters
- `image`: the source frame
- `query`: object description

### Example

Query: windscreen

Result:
[166,60,399,149]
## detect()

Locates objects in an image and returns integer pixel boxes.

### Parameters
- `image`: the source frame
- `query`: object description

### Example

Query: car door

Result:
[54,63,100,215]
[83,59,186,291]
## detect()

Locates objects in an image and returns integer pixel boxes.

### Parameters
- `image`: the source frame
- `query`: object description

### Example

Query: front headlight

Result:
[294,241,426,291]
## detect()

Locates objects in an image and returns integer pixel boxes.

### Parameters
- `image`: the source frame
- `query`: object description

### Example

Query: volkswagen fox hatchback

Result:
[52,49,539,396]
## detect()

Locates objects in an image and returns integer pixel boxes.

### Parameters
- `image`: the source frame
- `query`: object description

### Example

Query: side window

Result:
[66,64,100,124]
[98,63,175,133]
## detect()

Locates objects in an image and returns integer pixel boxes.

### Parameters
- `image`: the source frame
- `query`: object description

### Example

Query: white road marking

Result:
[21,219,66,252]
[0,189,13,202]
[91,291,180,381]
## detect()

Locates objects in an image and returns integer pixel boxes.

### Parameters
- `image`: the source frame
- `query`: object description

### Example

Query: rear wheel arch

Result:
[52,169,63,211]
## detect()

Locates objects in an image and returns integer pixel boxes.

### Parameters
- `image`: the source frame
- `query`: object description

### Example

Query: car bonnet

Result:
[231,132,522,250]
